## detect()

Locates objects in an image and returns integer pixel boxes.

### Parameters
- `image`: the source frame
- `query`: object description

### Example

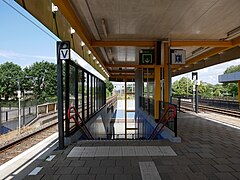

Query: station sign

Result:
[171,49,186,64]
[139,49,154,65]
[57,41,70,60]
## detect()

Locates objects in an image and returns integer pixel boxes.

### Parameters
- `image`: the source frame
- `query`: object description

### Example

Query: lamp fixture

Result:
[93,56,96,60]
[70,27,75,34]
[81,41,85,47]
[88,50,91,55]
[52,3,58,13]
[101,18,108,38]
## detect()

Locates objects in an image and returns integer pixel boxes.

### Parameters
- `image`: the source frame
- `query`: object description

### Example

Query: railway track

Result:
[180,102,240,119]
[0,123,58,166]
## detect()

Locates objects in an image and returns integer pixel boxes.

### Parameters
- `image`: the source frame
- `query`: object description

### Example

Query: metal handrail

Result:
[67,106,93,140]
[148,105,177,140]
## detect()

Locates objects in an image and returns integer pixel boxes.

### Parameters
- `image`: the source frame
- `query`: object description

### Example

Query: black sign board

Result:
[57,41,70,60]
[139,49,154,65]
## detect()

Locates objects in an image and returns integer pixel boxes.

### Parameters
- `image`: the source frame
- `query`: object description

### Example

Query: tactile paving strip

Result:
[67,146,177,157]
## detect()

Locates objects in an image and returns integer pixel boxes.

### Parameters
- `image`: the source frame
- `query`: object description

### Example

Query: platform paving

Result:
[21,112,240,180]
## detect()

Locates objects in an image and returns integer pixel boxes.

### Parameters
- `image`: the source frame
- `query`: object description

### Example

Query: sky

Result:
[0,0,239,84]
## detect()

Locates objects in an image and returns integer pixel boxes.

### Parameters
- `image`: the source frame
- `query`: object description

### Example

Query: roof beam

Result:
[91,40,233,47]
[105,63,159,68]
[110,70,135,74]
[170,40,232,47]
[52,0,108,73]
[91,41,155,47]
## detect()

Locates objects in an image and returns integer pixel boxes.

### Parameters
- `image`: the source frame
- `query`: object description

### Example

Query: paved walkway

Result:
[11,112,240,179]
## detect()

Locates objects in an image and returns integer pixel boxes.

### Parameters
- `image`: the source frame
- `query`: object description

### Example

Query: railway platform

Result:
[1,111,240,180]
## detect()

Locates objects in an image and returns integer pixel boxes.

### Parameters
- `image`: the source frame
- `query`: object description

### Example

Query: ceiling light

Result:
[101,18,108,38]
[81,41,85,47]
[93,56,96,60]
[96,61,99,64]
[70,27,75,34]
[99,64,102,68]
[88,50,91,55]
[52,3,58,12]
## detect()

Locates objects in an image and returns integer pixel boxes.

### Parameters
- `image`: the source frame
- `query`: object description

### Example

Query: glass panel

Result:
[84,72,87,120]
[88,74,91,117]
[126,94,135,111]
[126,82,135,93]
[78,69,82,118]
[69,65,76,130]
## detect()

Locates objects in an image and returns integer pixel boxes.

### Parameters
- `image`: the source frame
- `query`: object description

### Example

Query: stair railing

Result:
[67,106,93,140]
[148,104,177,140]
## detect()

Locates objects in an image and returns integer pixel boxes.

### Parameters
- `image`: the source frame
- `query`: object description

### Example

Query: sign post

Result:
[192,72,199,113]
[57,41,70,149]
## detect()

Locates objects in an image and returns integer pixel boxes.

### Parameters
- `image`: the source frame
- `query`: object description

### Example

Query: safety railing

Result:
[140,96,178,138]
[67,106,93,140]
[139,96,154,117]
[149,104,177,140]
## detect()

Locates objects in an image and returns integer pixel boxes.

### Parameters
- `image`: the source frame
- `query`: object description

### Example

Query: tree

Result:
[24,61,57,103]
[0,62,23,100]
[106,80,114,97]
[223,64,240,97]
[172,77,193,97]
[224,65,240,74]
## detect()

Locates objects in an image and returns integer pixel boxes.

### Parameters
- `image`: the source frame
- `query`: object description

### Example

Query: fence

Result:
[0,101,58,134]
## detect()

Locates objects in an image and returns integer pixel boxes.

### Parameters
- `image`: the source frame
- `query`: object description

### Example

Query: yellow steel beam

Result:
[91,40,232,47]
[164,43,169,103]
[170,40,232,47]
[110,75,154,79]
[174,36,240,71]
[185,47,226,66]
[52,0,108,77]
[232,36,240,46]
[91,41,155,47]
[110,70,135,74]
[105,64,159,68]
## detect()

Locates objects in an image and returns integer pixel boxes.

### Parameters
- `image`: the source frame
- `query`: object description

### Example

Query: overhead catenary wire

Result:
[2,0,59,42]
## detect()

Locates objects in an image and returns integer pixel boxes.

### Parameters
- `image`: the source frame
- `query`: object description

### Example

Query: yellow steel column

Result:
[154,42,161,120]
[164,43,169,103]
[238,81,240,109]
[154,66,161,119]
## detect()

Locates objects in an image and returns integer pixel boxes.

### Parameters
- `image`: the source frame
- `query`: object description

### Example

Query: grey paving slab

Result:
[58,174,78,180]
[21,112,240,180]
[114,174,133,180]
[106,167,123,174]
[213,164,235,172]
[69,160,85,167]
[89,167,106,174]
[55,167,74,175]
[72,167,90,174]
[139,161,161,180]
[95,175,113,180]
[122,146,136,156]
[215,172,238,180]
[41,175,60,180]
[100,159,116,167]
[76,175,95,180]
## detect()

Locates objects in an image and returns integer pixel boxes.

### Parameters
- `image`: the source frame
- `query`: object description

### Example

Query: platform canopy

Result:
[219,72,240,83]
[16,0,240,80]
